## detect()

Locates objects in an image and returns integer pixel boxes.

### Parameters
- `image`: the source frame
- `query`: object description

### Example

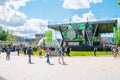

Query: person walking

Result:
[27,46,33,63]
[38,47,42,57]
[23,46,27,55]
[6,46,11,60]
[110,46,114,54]
[66,46,70,56]
[93,46,97,56]
[46,46,51,64]
[117,45,120,56]
[58,46,65,64]
[113,47,118,58]
[16,46,20,56]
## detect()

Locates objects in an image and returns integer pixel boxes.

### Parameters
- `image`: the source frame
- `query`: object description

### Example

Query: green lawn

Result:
[21,50,112,56]
[69,51,112,56]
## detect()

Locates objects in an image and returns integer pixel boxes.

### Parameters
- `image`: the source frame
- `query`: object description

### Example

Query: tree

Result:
[7,35,15,41]
[0,26,15,41]
[0,30,8,41]
[118,0,120,5]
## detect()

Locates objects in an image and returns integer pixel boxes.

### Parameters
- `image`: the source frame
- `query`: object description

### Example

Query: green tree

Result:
[118,0,120,5]
[0,26,15,41]
[0,30,8,41]
[7,35,15,41]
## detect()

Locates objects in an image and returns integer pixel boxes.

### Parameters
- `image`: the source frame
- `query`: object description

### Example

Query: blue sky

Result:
[0,0,120,38]
[19,0,120,24]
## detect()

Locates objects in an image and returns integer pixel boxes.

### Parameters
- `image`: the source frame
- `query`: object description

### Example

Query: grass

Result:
[69,51,112,56]
[21,50,112,56]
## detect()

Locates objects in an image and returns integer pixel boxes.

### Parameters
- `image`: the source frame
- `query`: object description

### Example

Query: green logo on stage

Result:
[67,29,76,40]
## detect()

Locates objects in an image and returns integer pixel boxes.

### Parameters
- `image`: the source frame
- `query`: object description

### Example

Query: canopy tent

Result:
[37,37,60,48]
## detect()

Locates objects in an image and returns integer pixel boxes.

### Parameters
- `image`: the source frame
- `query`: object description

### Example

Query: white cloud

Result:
[63,0,102,10]
[0,0,30,10]
[72,10,96,22]
[7,18,48,38]
[9,0,30,10]
[89,0,102,4]
[0,0,9,6]
[0,0,27,27]
[21,19,48,33]
[0,0,50,38]
[0,8,27,27]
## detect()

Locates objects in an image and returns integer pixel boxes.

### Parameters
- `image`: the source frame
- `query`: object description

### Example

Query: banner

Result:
[67,29,76,40]
[118,27,120,43]
[77,35,81,41]
[87,24,92,30]
[71,24,74,29]
[78,24,85,30]
[113,27,117,44]
[45,30,52,42]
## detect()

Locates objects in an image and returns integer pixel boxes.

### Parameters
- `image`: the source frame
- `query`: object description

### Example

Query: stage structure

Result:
[48,20,117,50]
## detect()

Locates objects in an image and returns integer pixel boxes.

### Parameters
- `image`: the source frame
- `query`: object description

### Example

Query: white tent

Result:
[37,37,60,48]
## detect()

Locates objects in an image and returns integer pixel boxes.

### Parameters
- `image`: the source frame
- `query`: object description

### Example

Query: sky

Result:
[0,0,120,38]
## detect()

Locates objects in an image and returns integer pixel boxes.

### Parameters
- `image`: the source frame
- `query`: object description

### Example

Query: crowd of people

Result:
[94,45,120,58]
[42,45,71,65]
[1,42,120,65]
[110,45,120,58]
[0,42,72,65]
[0,43,27,60]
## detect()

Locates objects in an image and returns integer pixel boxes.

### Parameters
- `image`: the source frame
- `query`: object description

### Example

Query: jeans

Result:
[6,53,10,60]
[28,54,31,63]
[46,54,50,64]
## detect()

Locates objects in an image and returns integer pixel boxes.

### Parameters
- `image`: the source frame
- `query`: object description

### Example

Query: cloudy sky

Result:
[0,0,120,38]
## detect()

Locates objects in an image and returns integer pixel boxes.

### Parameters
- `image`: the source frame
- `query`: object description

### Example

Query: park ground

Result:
[0,52,120,80]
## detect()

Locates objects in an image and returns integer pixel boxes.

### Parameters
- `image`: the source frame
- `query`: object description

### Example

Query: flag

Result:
[45,30,52,42]
[118,27,120,43]
[113,27,117,44]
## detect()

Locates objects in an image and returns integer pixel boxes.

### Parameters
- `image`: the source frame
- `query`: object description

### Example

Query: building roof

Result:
[48,20,117,33]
